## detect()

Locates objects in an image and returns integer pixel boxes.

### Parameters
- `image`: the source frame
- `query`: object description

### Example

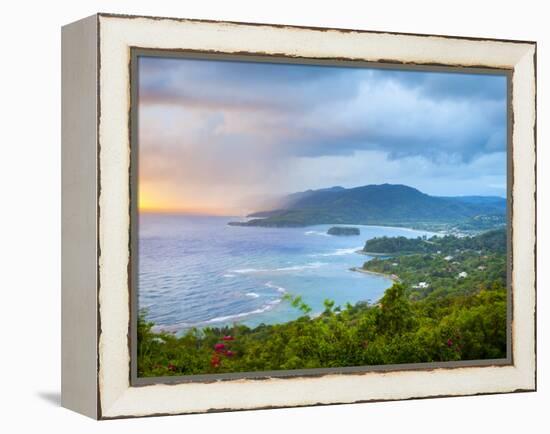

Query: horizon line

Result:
[139,207,245,217]
[138,183,506,215]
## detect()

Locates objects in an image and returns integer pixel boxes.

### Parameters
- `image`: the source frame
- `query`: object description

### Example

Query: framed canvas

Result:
[61,13,536,419]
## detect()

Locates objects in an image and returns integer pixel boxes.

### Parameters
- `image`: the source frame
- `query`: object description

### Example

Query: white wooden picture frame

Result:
[61,13,536,419]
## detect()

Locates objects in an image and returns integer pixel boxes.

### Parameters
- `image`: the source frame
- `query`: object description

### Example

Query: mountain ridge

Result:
[230,184,506,229]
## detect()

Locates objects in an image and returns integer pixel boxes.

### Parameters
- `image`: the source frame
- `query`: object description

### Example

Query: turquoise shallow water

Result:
[138,214,435,332]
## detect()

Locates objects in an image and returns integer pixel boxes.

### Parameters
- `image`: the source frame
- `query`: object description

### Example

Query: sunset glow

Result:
[138,187,235,215]
[138,56,507,215]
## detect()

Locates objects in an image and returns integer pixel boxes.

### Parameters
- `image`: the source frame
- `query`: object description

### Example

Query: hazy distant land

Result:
[229,183,506,234]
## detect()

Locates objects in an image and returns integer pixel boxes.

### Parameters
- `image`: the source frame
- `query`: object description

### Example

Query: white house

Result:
[444,255,454,261]
[458,271,468,279]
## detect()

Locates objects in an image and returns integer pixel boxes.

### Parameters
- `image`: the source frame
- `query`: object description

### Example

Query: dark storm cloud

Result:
[139,56,507,164]
[138,56,507,209]
[139,56,363,113]
[371,68,507,101]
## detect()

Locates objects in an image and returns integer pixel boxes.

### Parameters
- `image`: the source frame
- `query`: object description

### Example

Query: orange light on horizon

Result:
[138,205,235,216]
[139,189,165,212]
[138,188,241,216]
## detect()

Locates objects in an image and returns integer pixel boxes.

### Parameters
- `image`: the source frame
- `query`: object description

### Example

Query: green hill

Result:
[229,184,506,229]
[363,228,507,255]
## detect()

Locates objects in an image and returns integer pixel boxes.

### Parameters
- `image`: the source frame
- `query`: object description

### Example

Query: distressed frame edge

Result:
[61,13,100,420]
[95,11,537,46]
[94,14,537,419]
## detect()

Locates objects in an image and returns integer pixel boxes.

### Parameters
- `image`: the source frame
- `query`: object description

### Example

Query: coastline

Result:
[229,219,444,233]
[356,249,394,257]
[349,266,401,282]
[141,217,432,333]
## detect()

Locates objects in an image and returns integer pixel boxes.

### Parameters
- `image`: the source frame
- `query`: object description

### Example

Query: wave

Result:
[203,302,279,324]
[231,262,327,274]
[232,268,265,274]
[152,302,278,331]
[275,262,326,271]
[310,247,363,257]
[305,230,329,237]
[265,281,287,294]
[223,274,236,278]
[153,291,285,331]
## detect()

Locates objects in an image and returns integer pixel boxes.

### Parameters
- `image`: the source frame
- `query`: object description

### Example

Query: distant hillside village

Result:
[361,228,506,300]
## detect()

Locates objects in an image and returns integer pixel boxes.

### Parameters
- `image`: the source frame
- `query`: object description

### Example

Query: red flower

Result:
[222,335,234,341]
[167,363,176,372]
[210,355,221,368]
[214,343,226,351]
[447,339,453,347]
[226,350,234,357]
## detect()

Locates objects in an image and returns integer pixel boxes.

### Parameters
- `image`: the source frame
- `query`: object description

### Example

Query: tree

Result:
[377,283,414,335]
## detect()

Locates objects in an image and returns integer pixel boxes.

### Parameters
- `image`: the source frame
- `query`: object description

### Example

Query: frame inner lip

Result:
[126,46,515,387]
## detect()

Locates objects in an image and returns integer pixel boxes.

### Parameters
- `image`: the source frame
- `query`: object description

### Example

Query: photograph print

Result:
[134,53,509,379]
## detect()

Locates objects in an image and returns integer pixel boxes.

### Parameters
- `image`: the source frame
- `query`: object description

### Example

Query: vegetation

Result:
[137,229,507,377]
[327,226,360,236]
[362,231,506,300]
[228,184,506,230]
[363,228,506,254]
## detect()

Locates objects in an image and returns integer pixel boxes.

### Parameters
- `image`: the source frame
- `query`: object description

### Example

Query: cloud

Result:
[139,57,507,163]
[139,56,362,113]
[375,68,507,101]
[137,55,508,212]
[284,150,507,197]
[272,76,506,163]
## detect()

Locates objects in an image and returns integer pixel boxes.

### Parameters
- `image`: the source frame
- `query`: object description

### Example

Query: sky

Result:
[138,56,507,215]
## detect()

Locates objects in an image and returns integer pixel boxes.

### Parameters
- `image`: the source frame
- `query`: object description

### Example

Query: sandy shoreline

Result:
[349,266,400,282]
[356,249,395,257]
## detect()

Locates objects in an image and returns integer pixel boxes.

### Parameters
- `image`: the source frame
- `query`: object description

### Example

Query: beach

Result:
[349,267,401,282]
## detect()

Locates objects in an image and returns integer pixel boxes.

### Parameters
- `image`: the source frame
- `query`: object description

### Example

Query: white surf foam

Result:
[265,281,287,293]
[204,303,277,324]
[232,268,266,274]
[152,301,279,331]
[305,230,330,237]
[231,262,327,274]
[310,247,363,257]
[274,262,327,271]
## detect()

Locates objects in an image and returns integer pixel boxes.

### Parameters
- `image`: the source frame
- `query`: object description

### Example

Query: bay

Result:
[138,213,436,333]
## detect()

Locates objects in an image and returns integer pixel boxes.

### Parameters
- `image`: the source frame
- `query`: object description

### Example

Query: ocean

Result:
[138,214,435,333]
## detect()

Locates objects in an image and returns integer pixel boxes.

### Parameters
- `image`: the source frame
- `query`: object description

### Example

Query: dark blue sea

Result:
[138,214,435,333]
